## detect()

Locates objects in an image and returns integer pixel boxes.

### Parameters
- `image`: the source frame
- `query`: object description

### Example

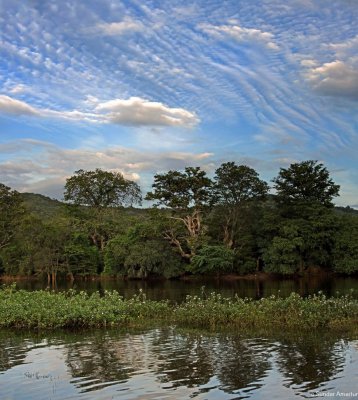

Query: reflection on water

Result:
[0,328,357,399]
[11,275,358,301]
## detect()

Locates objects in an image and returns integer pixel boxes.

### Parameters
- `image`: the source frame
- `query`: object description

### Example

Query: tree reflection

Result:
[214,336,271,393]
[151,328,216,387]
[0,331,40,373]
[275,331,348,392]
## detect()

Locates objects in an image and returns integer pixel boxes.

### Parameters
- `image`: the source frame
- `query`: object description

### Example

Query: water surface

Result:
[11,275,358,301]
[0,328,357,399]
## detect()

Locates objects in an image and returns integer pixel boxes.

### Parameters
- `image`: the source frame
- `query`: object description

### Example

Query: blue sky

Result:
[0,0,357,206]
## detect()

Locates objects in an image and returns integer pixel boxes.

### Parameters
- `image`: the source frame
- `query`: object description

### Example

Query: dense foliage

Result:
[0,161,357,280]
[0,285,357,330]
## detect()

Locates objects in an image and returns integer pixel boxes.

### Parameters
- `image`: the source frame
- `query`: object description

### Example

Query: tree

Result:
[0,183,25,250]
[64,168,142,209]
[332,215,358,274]
[146,167,213,260]
[213,162,268,249]
[103,221,184,278]
[190,245,234,275]
[64,169,142,251]
[273,160,339,210]
[264,161,340,275]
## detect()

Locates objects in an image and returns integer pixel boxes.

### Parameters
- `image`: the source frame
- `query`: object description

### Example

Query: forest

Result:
[1,160,358,283]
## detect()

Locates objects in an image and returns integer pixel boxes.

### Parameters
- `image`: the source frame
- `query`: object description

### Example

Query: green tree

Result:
[264,161,340,275]
[0,184,25,250]
[103,220,183,278]
[213,162,268,249]
[64,169,142,251]
[64,233,100,278]
[190,245,234,275]
[64,168,142,209]
[273,160,339,211]
[146,167,213,260]
[333,215,358,274]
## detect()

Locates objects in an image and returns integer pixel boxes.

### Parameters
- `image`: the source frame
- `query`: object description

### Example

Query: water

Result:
[0,328,357,399]
[11,275,358,301]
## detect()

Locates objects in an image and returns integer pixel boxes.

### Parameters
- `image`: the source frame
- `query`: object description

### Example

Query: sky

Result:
[0,0,357,207]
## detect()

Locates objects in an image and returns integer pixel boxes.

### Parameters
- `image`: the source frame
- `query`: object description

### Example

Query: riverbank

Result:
[0,285,357,332]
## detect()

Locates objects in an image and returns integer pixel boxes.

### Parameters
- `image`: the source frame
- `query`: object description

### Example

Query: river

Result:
[1,276,357,399]
[10,275,358,301]
[0,327,357,399]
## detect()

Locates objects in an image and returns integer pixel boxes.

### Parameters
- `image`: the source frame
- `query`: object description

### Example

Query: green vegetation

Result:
[0,160,358,281]
[0,285,357,331]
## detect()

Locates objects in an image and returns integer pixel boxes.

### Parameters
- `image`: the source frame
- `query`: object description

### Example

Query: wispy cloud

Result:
[198,22,279,50]
[90,18,144,36]
[0,139,215,198]
[0,95,39,116]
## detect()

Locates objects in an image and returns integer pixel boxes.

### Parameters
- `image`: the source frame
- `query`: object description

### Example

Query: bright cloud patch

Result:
[199,23,279,50]
[0,95,198,128]
[0,95,39,116]
[92,18,144,36]
[95,97,200,127]
[305,60,358,100]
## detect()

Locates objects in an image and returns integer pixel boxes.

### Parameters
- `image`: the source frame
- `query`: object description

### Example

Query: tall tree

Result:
[64,169,142,250]
[0,184,25,250]
[213,162,268,249]
[264,161,340,274]
[64,168,142,209]
[273,160,339,210]
[146,167,213,260]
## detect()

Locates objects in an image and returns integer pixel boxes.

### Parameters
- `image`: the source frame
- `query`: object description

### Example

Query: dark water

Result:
[11,275,358,301]
[0,327,357,399]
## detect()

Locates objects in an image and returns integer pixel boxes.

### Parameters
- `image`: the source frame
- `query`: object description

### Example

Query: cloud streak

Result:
[0,95,39,116]
[0,95,199,128]
[199,22,279,50]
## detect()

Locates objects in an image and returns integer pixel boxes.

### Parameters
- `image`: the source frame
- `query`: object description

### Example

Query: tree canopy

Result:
[273,160,340,207]
[64,169,142,208]
[0,184,25,250]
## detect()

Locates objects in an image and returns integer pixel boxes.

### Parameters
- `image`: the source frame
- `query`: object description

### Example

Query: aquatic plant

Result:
[0,285,357,331]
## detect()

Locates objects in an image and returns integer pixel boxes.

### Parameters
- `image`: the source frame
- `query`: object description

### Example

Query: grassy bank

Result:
[0,285,357,331]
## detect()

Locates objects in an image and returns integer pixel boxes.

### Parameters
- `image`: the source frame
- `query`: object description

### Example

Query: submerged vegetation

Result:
[1,160,358,281]
[0,285,357,331]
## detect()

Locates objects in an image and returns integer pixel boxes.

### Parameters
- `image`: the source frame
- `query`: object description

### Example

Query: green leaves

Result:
[273,160,340,208]
[64,168,142,208]
[213,162,268,206]
[0,183,25,249]
[190,245,234,274]
[146,166,212,210]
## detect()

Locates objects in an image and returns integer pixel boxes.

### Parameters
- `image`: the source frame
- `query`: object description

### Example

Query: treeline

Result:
[1,160,358,282]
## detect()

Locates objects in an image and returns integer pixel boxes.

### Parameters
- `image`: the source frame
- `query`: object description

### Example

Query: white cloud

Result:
[0,95,199,128]
[0,95,39,116]
[8,84,29,94]
[95,97,200,127]
[300,59,318,67]
[304,60,358,100]
[199,23,279,50]
[91,18,144,36]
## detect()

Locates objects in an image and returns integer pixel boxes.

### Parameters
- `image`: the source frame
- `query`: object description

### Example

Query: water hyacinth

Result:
[0,285,357,331]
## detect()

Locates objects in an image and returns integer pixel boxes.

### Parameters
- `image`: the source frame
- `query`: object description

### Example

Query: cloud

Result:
[199,23,279,50]
[0,139,214,199]
[0,95,199,128]
[304,60,358,100]
[95,97,200,127]
[0,95,39,116]
[91,18,144,36]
